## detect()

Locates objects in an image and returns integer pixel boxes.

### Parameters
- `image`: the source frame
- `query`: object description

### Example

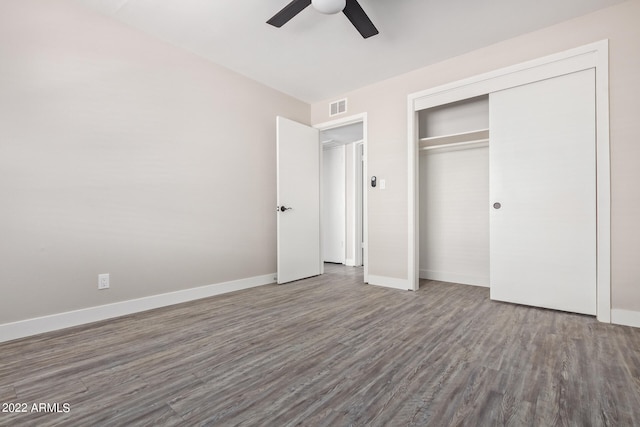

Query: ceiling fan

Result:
[267,0,379,39]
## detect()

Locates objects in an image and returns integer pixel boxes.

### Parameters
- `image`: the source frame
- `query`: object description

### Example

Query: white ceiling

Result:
[321,122,363,147]
[75,0,626,103]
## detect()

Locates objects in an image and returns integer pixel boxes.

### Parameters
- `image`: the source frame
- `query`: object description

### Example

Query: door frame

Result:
[315,113,369,283]
[354,141,364,267]
[407,40,611,322]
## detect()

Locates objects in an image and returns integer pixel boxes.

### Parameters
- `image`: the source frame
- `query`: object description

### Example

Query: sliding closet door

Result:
[490,69,596,315]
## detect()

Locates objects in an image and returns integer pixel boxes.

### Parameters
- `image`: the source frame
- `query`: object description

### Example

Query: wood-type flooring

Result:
[1,263,640,426]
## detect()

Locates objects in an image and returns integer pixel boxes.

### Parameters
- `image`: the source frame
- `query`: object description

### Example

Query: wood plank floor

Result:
[1,263,640,426]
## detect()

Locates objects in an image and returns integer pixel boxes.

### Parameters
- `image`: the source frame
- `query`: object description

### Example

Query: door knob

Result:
[493,202,502,209]
[279,206,292,212]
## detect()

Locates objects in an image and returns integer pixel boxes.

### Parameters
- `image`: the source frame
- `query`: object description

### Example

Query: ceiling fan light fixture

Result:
[267,0,378,39]
[311,0,346,15]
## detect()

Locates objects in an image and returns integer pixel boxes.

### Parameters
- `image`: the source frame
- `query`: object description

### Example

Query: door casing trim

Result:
[315,113,369,283]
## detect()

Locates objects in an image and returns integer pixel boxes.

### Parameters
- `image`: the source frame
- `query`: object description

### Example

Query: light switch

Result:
[379,179,386,190]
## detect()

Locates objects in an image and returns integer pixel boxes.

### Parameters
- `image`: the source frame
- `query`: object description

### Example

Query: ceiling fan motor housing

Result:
[312,0,346,14]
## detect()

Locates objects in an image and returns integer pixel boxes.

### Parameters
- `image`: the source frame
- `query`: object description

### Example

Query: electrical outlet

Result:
[98,273,110,290]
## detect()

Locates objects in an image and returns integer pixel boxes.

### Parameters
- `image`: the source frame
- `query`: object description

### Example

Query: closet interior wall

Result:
[418,96,490,287]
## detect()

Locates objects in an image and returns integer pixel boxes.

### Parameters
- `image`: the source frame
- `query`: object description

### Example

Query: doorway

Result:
[316,114,368,281]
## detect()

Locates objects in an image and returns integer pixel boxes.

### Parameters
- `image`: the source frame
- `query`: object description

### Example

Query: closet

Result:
[419,96,490,287]
[412,44,604,317]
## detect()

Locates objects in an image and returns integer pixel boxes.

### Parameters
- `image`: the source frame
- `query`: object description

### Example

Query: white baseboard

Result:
[0,273,276,343]
[419,269,489,288]
[611,309,640,328]
[367,274,410,290]
[345,258,355,267]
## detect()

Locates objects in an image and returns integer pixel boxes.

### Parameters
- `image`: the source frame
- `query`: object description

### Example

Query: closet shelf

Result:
[420,139,489,153]
[419,128,489,149]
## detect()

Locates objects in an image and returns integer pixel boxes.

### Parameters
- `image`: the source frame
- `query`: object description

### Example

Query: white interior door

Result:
[277,116,321,284]
[322,146,346,263]
[489,69,597,315]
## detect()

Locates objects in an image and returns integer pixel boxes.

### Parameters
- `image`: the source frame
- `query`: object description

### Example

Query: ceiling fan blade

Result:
[342,0,378,38]
[267,0,312,28]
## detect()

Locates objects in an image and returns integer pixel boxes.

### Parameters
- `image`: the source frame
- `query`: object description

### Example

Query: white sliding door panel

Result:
[277,117,321,284]
[490,69,596,315]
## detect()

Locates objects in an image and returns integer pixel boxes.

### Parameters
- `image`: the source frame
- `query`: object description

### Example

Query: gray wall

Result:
[0,0,309,323]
